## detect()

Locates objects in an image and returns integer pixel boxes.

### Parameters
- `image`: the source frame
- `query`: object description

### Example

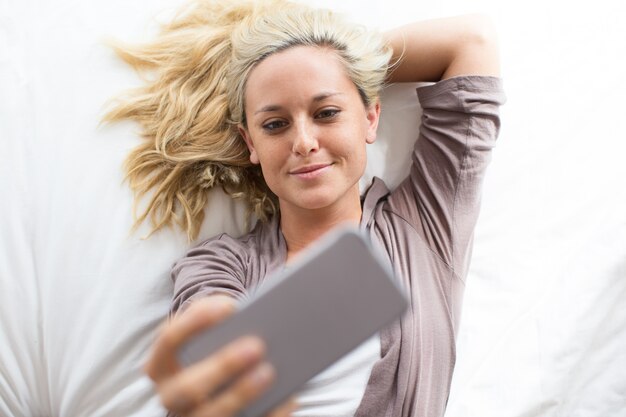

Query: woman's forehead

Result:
[244,45,358,110]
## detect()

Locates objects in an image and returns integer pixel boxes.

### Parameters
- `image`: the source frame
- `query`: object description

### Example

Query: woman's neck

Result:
[279,190,362,262]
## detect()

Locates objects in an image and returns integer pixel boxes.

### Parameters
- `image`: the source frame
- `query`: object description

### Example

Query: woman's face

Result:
[240,45,380,214]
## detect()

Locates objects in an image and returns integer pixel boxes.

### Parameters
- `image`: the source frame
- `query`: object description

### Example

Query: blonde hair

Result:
[103,0,392,241]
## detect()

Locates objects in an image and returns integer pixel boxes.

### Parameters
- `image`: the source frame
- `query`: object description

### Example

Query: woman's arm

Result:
[382,15,505,274]
[384,14,500,82]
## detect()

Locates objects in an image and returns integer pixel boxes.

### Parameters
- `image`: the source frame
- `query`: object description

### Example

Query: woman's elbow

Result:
[443,14,501,79]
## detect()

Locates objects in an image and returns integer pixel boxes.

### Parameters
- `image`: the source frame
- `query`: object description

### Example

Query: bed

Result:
[1,0,625,416]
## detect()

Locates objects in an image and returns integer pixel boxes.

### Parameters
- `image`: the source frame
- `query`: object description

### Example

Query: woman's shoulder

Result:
[186,215,284,262]
[192,222,266,256]
[171,215,286,298]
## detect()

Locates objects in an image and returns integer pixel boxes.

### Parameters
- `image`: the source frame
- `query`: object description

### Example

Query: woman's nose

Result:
[291,120,319,156]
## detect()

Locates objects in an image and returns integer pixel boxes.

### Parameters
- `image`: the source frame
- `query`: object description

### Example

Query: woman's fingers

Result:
[144,295,286,417]
[187,362,276,417]
[159,335,266,414]
[145,296,236,381]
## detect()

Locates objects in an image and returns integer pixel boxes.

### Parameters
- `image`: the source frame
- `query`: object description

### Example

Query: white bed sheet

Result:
[1,0,625,416]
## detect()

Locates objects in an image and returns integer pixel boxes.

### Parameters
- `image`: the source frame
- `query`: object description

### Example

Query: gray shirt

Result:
[171,75,506,417]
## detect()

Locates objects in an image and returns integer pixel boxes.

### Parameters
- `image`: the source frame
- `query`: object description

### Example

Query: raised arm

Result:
[384,14,500,82]
[382,15,505,275]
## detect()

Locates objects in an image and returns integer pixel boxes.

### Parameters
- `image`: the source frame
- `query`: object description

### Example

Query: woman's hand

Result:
[145,295,297,417]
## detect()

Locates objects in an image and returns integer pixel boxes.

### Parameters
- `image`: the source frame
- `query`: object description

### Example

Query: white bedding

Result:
[1,0,625,416]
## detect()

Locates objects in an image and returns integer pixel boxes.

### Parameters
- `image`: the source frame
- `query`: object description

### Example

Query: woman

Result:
[105,1,504,416]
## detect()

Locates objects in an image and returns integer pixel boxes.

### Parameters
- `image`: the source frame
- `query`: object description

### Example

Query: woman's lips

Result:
[289,163,332,179]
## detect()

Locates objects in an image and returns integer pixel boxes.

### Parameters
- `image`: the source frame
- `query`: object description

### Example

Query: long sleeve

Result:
[169,215,287,316]
[170,235,249,315]
[387,75,505,277]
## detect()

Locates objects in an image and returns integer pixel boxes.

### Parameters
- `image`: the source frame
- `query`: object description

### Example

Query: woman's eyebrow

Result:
[254,92,344,115]
[255,105,282,115]
[313,91,343,102]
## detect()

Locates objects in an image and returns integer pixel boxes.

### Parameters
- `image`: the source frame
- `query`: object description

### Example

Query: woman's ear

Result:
[365,99,381,144]
[238,125,260,164]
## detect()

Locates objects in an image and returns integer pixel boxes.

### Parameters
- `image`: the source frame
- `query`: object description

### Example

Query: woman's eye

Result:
[316,109,340,119]
[262,120,287,131]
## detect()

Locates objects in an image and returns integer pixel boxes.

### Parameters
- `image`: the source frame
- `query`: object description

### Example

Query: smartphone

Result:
[177,226,408,417]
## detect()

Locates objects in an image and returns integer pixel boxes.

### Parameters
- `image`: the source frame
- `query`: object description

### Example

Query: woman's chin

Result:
[292,197,335,211]
[280,191,340,212]
[276,181,362,214]
[281,188,362,214]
